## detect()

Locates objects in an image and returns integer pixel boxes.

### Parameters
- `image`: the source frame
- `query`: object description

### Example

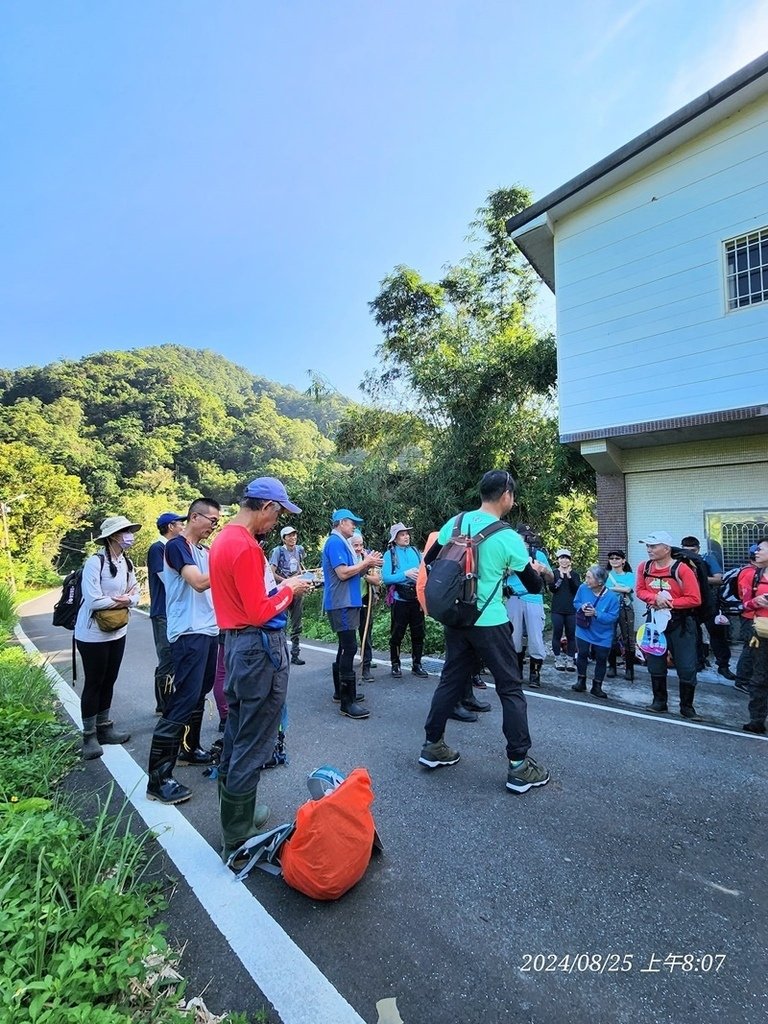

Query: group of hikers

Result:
[69,469,768,866]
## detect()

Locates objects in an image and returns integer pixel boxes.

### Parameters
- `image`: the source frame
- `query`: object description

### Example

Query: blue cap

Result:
[749,543,760,557]
[156,511,185,529]
[243,477,301,514]
[331,508,363,524]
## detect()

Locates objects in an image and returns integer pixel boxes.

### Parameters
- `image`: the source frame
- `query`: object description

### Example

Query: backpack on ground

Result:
[718,565,760,615]
[229,766,383,900]
[642,547,715,623]
[423,514,511,628]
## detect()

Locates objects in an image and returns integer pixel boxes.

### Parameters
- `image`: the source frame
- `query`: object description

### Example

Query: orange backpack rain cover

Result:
[279,767,377,900]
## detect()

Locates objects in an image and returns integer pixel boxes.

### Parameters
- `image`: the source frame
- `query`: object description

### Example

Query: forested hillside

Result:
[0,346,349,580]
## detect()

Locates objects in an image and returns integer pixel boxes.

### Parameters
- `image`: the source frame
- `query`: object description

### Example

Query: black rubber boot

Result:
[81,715,103,760]
[647,675,668,713]
[529,658,543,687]
[679,683,701,720]
[624,652,634,681]
[590,680,608,699]
[606,651,617,678]
[178,705,214,765]
[571,676,587,692]
[516,650,526,677]
[332,662,341,702]
[154,672,173,715]
[449,703,478,722]
[339,674,370,719]
[220,784,270,865]
[146,718,191,804]
[461,679,491,712]
[96,709,130,745]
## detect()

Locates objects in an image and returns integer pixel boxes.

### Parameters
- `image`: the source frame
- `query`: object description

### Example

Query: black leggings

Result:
[335,629,358,676]
[76,637,126,718]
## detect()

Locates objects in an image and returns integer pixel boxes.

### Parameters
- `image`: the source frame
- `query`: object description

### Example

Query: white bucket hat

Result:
[96,515,142,540]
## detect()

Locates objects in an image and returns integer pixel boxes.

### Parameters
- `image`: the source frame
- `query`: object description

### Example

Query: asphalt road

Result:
[18,594,768,1024]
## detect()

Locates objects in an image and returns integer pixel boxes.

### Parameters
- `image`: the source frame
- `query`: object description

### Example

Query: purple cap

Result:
[243,477,302,514]
[156,512,185,529]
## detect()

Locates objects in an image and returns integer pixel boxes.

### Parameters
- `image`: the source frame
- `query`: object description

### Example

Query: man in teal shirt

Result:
[418,470,551,794]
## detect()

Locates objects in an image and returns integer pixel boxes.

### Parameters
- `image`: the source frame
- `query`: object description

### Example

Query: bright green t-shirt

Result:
[437,510,530,627]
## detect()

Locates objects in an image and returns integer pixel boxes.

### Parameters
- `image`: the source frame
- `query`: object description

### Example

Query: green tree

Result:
[0,442,89,585]
[365,186,593,533]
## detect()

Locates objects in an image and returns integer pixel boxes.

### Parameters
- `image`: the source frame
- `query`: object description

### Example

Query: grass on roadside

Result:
[0,588,266,1024]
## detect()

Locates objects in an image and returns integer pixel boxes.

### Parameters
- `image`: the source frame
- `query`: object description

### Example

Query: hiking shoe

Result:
[565,658,576,673]
[419,738,460,768]
[472,674,487,689]
[743,721,767,734]
[554,655,566,671]
[506,756,550,794]
[291,655,306,665]
[717,665,736,681]
[734,680,750,694]
[411,664,430,678]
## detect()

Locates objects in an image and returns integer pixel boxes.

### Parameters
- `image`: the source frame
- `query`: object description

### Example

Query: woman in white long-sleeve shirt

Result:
[74,515,141,759]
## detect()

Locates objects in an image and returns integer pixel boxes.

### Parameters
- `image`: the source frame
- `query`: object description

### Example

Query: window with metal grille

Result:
[704,511,768,572]
[724,228,768,310]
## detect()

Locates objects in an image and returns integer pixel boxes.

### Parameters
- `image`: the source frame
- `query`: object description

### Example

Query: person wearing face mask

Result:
[74,516,142,760]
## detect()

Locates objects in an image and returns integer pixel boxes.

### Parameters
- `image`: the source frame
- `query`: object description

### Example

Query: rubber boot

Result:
[624,652,634,681]
[679,682,701,720]
[81,715,104,760]
[516,650,526,677]
[449,703,478,722]
[178,705,214,766]
[529,658,543,688]
[571,676,587,692]
[606,650,617,678]
[590,679,608,699]
[332,662,341,702]
[95,709,130,745]
[146,718,191,804]
[154,672,173,715]
[339,673,370,719]
[461,679,491,712]
[647,676,668,713]
[220,784,270,864]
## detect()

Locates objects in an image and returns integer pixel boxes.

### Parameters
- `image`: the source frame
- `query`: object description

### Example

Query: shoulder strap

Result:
[473,519,511,545]
[753,567,763,598]
[451,513,465,538]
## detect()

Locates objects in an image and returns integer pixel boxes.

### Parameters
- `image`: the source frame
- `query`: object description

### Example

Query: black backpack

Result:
[424,514,511,628]
[718,565,760,615]
[52,564,92,630]
[642,547,716,623]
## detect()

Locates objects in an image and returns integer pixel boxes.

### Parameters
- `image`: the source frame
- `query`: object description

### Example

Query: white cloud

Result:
[662,1,768,114]
[576,0,655,69]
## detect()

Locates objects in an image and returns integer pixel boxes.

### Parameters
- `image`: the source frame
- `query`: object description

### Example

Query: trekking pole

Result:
[358,582,375,666]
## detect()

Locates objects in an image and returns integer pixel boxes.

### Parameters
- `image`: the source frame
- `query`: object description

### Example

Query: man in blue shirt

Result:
[146,497,221,805]
[147,512,185,714]
[322,509,383,719]
[381,523,429,679]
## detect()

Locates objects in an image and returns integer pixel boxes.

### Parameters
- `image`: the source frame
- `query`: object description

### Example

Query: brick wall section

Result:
[596,472,627,562]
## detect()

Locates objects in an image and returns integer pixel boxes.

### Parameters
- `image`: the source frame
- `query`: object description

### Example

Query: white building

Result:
[508,52,768,570]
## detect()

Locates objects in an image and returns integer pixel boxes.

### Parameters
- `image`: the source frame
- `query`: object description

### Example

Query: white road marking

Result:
[14,622,366,1024]
[301,643,762,740]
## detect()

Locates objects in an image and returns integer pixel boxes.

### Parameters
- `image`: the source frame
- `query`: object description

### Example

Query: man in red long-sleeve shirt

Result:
[636,530,701,719]
[209,477,313,865]
[738,538,768,734]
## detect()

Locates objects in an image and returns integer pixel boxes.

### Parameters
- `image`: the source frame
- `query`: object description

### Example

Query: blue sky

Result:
[2,1,767,400]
